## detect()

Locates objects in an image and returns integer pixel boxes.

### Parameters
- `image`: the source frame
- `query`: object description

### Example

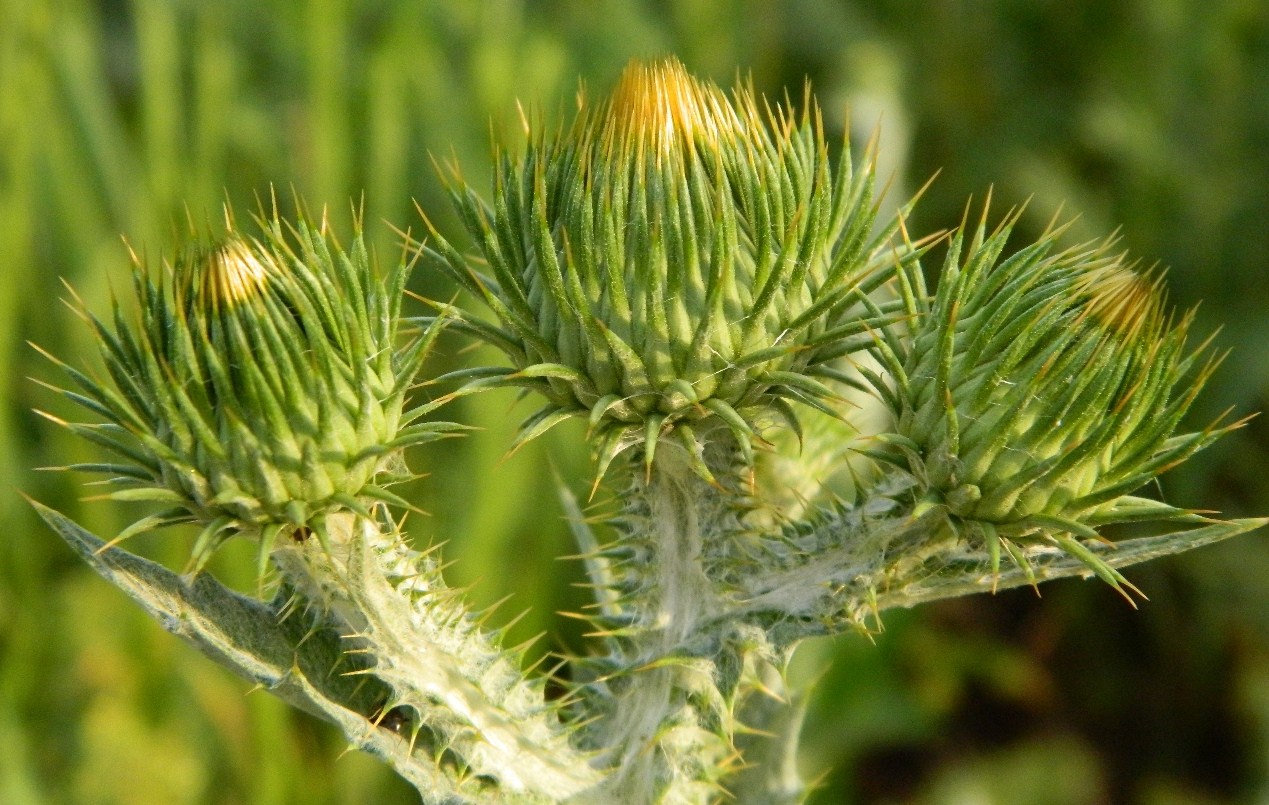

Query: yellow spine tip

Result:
[202,240,273,308]
[1078,262,1162,341]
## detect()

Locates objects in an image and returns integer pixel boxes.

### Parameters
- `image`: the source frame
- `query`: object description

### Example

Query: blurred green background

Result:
[4,1,1269,802]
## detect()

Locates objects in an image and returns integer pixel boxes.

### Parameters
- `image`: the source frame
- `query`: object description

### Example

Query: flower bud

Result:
[879,213,1237,590]
[427,58,917,478]
[44,212,451,572]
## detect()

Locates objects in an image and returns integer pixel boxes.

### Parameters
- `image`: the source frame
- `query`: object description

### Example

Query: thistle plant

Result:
[33,59,1265,804]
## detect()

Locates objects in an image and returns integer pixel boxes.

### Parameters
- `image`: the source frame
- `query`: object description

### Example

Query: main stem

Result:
[588,445,767,803]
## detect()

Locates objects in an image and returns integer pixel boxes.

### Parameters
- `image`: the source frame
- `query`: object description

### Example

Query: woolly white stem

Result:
[272,512,601,801]
[731,656,808,805]
[589,449,738,804]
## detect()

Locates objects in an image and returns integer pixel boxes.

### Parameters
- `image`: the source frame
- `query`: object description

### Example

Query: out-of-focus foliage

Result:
[4,1,1268,802]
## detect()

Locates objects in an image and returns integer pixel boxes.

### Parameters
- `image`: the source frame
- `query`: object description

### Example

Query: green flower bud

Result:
[41,211,451,572]
[876,212,1239,591]
[426,58,919,477]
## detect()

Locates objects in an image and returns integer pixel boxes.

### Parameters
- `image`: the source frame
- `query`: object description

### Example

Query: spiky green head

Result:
[42,213,451,571]
[884,214,1234,535]
[428,58,918,475]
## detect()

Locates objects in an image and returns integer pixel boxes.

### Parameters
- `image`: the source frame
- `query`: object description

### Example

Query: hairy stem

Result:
[272,512,600,802]
[733,478,1267,644]
[586,447,740,804]
[730,656,808,805]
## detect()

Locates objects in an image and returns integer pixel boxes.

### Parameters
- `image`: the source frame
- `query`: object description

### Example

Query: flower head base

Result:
[41,211,452,573]
[426,57,923,480]
[872,211,1240,592]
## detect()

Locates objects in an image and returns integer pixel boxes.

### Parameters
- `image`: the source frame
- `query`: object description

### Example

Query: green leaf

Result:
[29,500,465,800]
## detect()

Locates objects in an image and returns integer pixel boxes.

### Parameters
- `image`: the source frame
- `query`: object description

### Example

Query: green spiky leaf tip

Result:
[41,207,451,570]
[426,57,924,480]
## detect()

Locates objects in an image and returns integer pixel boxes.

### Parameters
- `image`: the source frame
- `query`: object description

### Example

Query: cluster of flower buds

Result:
[32,57,1263,803]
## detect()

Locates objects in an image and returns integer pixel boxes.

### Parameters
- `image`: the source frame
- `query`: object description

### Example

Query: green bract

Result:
[425,58,924,479]
[872,211,1239,593]
[40,212,453,573]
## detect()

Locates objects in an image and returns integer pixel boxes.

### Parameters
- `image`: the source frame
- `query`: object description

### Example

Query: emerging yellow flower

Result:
[601,58,740,159]
[197,239,274,310]
[1076,261,1165,343]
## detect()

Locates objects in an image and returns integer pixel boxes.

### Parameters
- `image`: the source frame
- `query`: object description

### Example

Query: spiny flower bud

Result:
[875,211,1239,593]
[40,210,454,574]
[425,57,922,480]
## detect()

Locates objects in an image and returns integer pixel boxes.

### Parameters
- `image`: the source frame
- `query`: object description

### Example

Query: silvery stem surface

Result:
[581,446,784,804]
[271,512,600,802]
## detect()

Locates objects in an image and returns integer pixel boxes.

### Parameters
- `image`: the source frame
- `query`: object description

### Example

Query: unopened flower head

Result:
[427,57,919,478]
[892,216,1232,533]
[44,211,450,572]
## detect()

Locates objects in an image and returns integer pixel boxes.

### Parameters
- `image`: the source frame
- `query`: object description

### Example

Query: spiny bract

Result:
[39,210,457,574]
[424,57,925,481]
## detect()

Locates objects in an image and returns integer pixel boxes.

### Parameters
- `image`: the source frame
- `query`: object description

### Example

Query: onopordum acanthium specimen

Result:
[34,58,1266,804]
